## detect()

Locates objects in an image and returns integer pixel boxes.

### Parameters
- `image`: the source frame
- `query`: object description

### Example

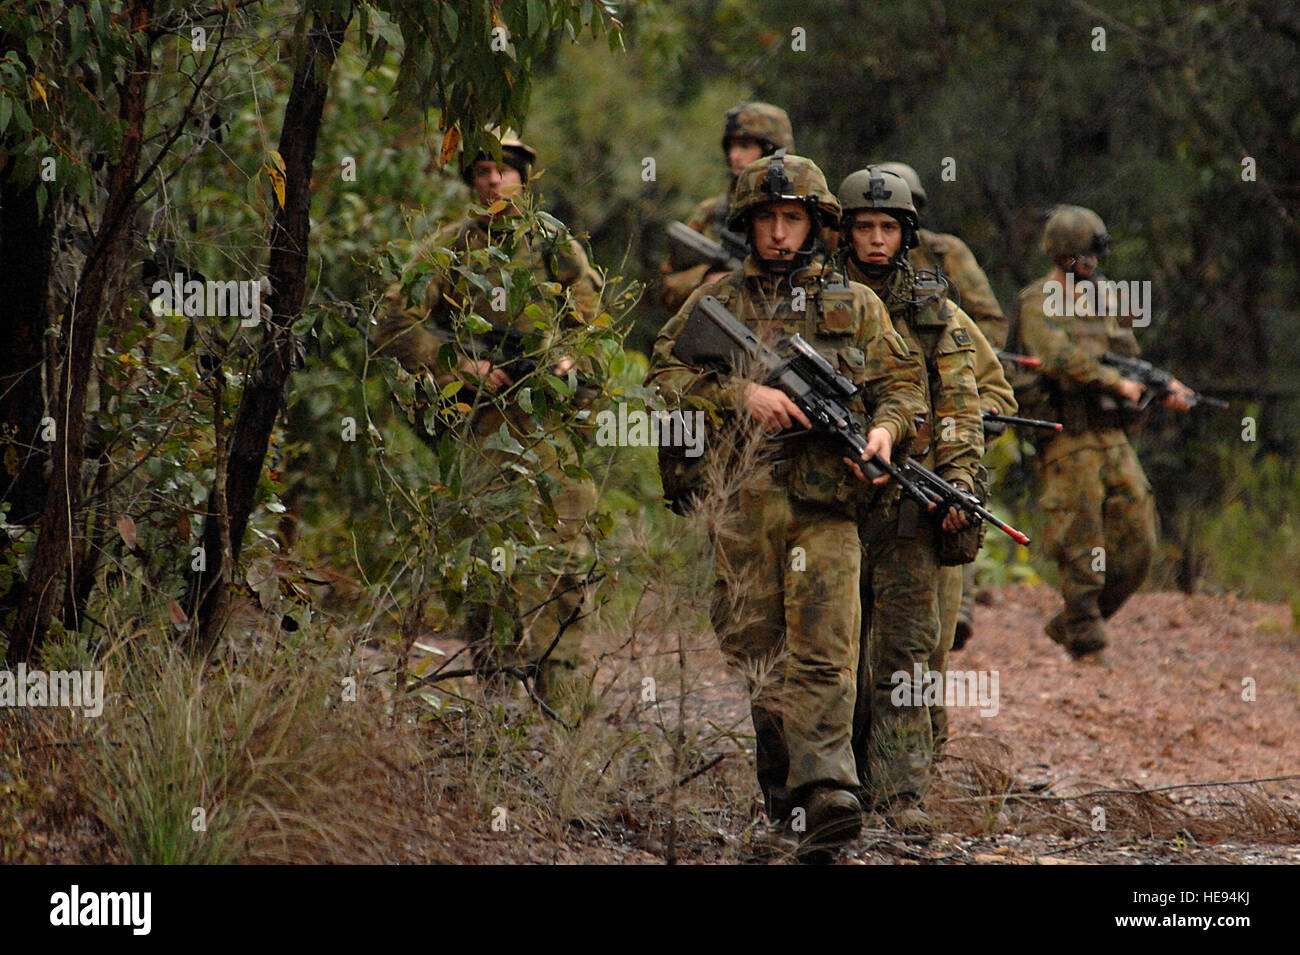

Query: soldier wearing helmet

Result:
[648,152,927,860]
[873,162,1008,351]
[660,103,796,311]
[374,130,605,710]
[874,163,1014,659]
[836,166,989,827]
[1014,205,1192,659]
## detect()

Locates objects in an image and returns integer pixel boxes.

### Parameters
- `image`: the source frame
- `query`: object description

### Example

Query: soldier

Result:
[835,166,983,829]
[648,152,926,859]
[375,132,605,708]
[660,103,795,312]
[873,161,1007,349]
[1015,205,1192,659]
[876,161,1010,653]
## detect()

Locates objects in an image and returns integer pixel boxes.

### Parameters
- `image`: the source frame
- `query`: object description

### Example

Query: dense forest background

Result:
[1,0,1299,865]
[3,0,1298,659]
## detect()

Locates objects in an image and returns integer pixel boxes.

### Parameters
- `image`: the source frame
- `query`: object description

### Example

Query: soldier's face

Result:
[727,136,765,177]
[469,160,524,207]
[751,201,812,261]
[849,211,902,264]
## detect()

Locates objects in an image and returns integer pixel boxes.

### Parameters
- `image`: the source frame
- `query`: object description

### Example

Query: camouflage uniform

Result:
[376,208,605,697]
[648,157,925,824]
[930,317,1015,748]
[911,230,1008,350]
[660,103,795,312]
[1015,207,1155,656]
[841,256,983,807]
[836,165,983,810]
[875,162,1011,661]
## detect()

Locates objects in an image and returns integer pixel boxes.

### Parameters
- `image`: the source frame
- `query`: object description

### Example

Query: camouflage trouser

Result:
[930,563,971,750]
[1038,438,1156,650]
[710,477,861,819]
[462,405,600,696]
[854,498,940,807]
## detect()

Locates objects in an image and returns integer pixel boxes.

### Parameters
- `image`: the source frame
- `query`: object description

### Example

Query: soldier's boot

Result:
[1045,612,1106,659]
[796,787,863,864]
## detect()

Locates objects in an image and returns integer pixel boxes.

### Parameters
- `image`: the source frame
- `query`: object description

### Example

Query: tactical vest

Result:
[707,266,879,514]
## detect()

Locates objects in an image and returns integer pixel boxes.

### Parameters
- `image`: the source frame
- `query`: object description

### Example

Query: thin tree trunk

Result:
[189,7,350,650]
[9,0,156,661]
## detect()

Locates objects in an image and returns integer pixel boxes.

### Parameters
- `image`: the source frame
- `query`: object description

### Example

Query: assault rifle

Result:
[895,459,1031,546]
[673,295,937,509]
[982,411,1063,437]
[671,295,1033,548]
[666,222,748,274]
[1100,352,1228,412]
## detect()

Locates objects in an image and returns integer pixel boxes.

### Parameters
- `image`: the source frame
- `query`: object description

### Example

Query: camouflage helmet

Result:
[836,166,919,250]
[1042,204,1110,260]
[874,161,927,209]
[727,150,840,232]
[460,128,538,184]
[722,102,795,156]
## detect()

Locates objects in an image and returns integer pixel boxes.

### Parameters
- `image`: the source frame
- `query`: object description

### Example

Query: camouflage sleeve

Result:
[855,287,925,448]
[1016,283,1127,393]
[940,236,1008,349]
[685,195,723,237]
[553,234,604,324]
[646,283,748,417]
[373,231,457,383]
[962,311,1017,415]
[660,195,726,311]
[929,309,984,488]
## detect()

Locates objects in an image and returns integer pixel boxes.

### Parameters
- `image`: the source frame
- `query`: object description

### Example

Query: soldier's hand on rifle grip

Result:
[942,505,971,532]
[1163,379,1194,413]
[861,427,895,486]
[1117,378,1145,405]
[743,383,812,432]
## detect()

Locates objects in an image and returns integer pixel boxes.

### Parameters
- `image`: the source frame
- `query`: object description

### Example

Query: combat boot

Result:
[1045,613,1106,659]
[796,787,862,864]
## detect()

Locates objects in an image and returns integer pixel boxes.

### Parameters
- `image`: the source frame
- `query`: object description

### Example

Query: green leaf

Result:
[482,424,525,457]
[464,312,493,334]
[441,4,459,42]
[0,97,11,136]
[517,386,532,414]
[439,379,463,400]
